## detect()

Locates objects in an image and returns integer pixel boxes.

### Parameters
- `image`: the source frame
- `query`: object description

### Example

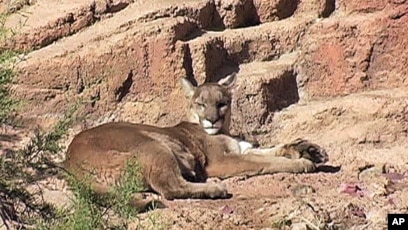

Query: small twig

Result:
[360,222,372,230]
[299,217,320,230]
[0,209,11,230]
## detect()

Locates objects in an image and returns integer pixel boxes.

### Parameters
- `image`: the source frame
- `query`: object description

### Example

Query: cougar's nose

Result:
[207,115,219,124]
[205,107,220,124]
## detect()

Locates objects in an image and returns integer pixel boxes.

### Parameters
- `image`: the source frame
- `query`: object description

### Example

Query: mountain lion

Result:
[63,74,328,208]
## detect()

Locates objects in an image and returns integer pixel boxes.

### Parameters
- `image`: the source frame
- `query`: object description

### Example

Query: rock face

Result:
[298,0,408,98]
[3,0,408,133]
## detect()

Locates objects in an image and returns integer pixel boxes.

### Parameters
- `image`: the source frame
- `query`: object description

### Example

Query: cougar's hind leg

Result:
[128,193,167,212]
[145,152,230,200]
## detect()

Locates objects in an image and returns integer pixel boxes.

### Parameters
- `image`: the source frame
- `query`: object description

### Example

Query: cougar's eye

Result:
[196,102,206,108]
[217,102,228,108]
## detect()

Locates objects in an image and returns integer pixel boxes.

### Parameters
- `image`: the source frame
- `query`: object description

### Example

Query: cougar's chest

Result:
[166,137,206,182]
[171,124,209,182]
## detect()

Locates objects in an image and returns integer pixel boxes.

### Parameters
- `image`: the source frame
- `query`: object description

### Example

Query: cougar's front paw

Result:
[208,182,231,199]
[283,139,329,165]
[295,158,316,173]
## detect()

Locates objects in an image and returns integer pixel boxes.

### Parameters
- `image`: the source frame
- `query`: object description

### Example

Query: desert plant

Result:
[49,157,146,229]
[110,158,145,219]
[45,173,106,230]
[0,102,78,229]
[0,49,18,124]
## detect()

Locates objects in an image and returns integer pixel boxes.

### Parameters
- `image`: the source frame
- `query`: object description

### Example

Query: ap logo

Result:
[388,214,408,230]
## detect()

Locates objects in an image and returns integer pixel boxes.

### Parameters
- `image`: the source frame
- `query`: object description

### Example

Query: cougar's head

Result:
[180,73,237,135]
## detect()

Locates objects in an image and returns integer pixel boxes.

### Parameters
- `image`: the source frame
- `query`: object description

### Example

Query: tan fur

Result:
[63,74,329,207]
[180,74,236,136]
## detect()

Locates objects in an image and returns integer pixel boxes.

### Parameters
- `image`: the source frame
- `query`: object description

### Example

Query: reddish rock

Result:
[4,0,133,51]
[6,0,408,130]
[188,16,313,84]
[253,0,299,23]
[136,0,216,29]
[298,3,408,98]
[338,0,389,14]
[367,4,408,89]
[296,0,336,18]
[230,53,299,135]
[213,0,259,28]
[15,17,198,117]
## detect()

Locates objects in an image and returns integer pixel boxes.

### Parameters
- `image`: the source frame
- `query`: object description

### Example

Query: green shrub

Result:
[110,158,145,219]
[0,49,18,124]
[50,158,145,229]
[0,13,19,124]
[0,103,78,228]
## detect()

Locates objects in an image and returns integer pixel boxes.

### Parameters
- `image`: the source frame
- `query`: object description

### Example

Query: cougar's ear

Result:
[218,72,237,89]
[180,77,196,98]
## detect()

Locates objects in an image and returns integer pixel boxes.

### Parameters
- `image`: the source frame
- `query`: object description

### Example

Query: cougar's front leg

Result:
[243,144,285,155]
[205,154,316,179]
[243,139,329,165]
